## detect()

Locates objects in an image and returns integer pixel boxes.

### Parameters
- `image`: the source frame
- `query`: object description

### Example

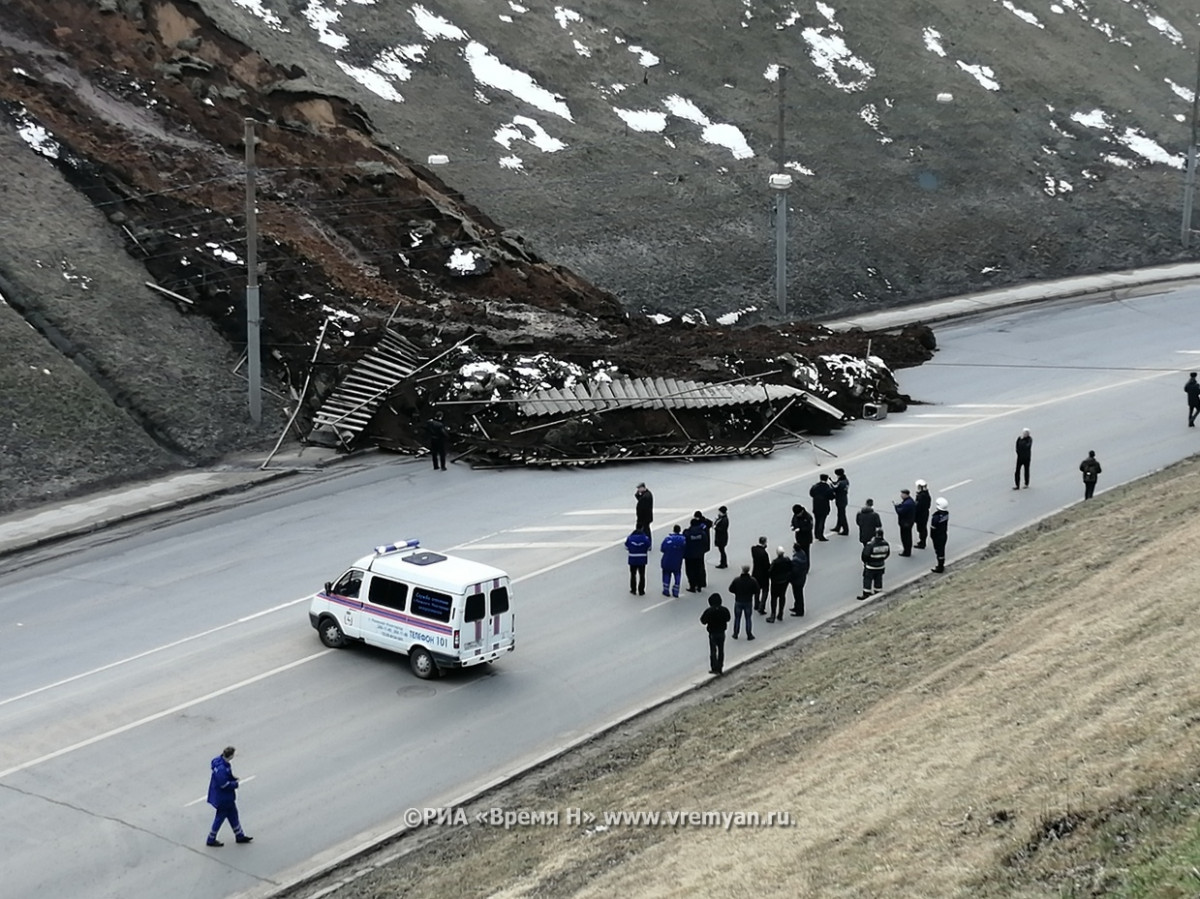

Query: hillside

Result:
[0,0,1195,511]
[286,455,1200,899]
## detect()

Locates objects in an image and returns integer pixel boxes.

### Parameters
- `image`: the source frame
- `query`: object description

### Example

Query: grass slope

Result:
[314,455,1200,898]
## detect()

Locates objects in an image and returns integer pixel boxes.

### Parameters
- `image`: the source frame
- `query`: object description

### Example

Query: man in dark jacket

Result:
[856,499,882,546]
[728,565,758,640]
[930,497,950,573]
[1186,373,1200,427]
[1014,428,1033,489]
[789,544,809,616]
[700,593,732,675]
[713,506,730,569]
[750,536,771,613]
[913,479,932,549]
[424,412,448,471]
[206,746,252,847]
[767,547,793,623]
[683,515,709,593]
[1079,450,1102,500]
[791,504,814,562]
[635,483,654,535]
[893,489,917,556]
[858,529,891,600]
[625,527,651,595]
[660,525,686,597]
[832,468,850,535]
[809,474,835,541]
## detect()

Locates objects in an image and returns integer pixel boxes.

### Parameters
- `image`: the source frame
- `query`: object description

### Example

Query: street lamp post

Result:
[1182,38,1200,249]
[770,172,793,316]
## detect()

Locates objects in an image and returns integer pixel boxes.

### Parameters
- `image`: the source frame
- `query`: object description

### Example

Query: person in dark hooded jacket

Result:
[791,504,814,561]
[683,513,710,593]
[206,746,252,847]
[856,499,882,546]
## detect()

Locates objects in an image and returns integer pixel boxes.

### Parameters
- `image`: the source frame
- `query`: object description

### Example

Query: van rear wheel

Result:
[318,617,347,648]
[409,646,439,680]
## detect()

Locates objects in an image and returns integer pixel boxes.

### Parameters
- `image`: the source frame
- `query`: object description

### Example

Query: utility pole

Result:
[1182,39,1200,249]
[770,66,792,316]
[244,118,262,424]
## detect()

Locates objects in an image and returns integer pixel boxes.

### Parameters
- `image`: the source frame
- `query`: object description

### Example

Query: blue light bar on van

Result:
[374,539,421,555]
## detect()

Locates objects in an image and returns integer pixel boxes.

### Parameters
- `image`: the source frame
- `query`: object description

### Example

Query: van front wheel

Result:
[318,618,347,648]
[409,646,439,680]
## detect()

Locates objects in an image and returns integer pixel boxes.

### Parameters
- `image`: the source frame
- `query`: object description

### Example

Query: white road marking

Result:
[641,597,677,612]
[563,508,692,516]
[910,413,989,418]
[508,525,630,532]
[942,403,1023,407]
[454,542,611,549]
[0,654,330,781]
[184,774,256,807]
[878,423,947,428]
[0,596,312,709]
[940,479,972,491]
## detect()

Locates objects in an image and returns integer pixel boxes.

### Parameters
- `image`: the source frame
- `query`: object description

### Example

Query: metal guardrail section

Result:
[311,330,423,442]
[516,377,844,420]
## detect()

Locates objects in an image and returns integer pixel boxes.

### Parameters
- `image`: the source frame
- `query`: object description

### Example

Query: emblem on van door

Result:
[344,610,354,627]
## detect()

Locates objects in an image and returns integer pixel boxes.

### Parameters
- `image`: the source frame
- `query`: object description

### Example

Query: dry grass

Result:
[323,458,1200,899]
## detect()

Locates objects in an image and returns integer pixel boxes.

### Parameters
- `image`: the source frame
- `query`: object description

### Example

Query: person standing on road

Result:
[893,488,916,557]
[713,506,730,569]
[858,528,891,600]
[728,565,758,641]
[832,468,850,535]
[424,412,448,471]
[767,547,792,623]
[683,514,709,593]
[930,497,949,573]
[660,525,686,597]
[694,510,713,588]
[914,479,932,549]
[624,526,651,595]
[206,746,252,848]
[789,543,809,617]
[1079,450,1102,500]
[1186,373,1200,427]
[1014,428,1033,489]
[791,504,814,562]
[809,474,835,541]
[635,483,654,535]
[856,498,882,546]
[750,536,771,613]
[700,593,731,675]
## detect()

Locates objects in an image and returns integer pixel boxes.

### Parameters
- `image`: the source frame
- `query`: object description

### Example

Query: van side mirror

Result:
[324,581,333,594]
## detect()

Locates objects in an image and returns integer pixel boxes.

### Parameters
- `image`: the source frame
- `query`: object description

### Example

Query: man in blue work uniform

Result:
[206,746,252,847]
[625,526,651,595]
[660,525,686,597]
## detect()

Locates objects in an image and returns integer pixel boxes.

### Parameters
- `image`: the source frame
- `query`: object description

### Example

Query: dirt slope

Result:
[287,456,1200,899]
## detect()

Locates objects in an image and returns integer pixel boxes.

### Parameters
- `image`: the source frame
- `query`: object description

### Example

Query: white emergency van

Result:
[307,539,515,679]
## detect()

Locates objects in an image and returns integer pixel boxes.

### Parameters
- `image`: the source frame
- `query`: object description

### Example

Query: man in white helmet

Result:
[914,479,931,549]
[930,497,950,573]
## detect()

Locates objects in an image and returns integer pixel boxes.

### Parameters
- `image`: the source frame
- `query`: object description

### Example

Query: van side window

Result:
[368,576,408,611]
[490,586,510,616]
[464,592,486,623]
[410,587,452,623]
[332,570,363,598]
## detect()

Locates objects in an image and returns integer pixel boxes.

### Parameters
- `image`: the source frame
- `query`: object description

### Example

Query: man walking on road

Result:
[894,488,916,556]
[1186,373,1200,427]
[206,746,252,847]
[809,473,835,541]
[930,498,950,573]
[858,528,891,600]
[832,468,850,535]
[789,543,809,617]
[424,412,448,471]
[728,565,758,641]
[1014,428,1033,489]
[660,525,685,597]
[713,506,730,569]
[700,593,731,675]
[1079,450,1102,500]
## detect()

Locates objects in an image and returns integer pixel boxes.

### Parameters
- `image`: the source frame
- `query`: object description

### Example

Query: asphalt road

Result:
[2,286,1199,899]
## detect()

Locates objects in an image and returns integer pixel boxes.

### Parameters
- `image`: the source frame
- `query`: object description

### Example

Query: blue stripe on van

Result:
[319,593,455,636]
